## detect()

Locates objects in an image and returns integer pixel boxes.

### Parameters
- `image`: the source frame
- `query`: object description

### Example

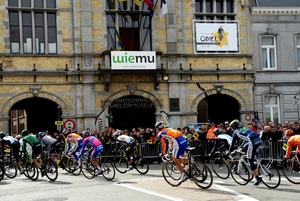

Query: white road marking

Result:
[213,184,259,201]
[114,178,258,201]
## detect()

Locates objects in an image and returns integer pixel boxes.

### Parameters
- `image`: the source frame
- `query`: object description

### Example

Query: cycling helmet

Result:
[21,129,29,137]
[285,129,294,138]
[155,121,165,130]
[62,129,71,136]
[229,119,239,129]
[113,131,120,137]
[81,131,90,137]
[38,131,45,138]
[0,131,6,138]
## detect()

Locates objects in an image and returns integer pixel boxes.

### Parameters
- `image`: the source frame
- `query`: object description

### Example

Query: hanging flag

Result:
[134,0,141,6]
[144,0,154,14]
[160,111,170,127]
[159,0,168,17]
[116,34,122,50]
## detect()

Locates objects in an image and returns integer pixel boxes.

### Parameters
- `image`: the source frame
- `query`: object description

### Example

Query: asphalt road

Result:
[0,164,299,201]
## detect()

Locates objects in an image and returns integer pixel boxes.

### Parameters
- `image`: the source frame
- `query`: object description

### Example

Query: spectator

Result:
[261,126,271,141]
[293,121,300,134]
[182,126,192,142]
[269,126,282,141]
[284,120,293,130]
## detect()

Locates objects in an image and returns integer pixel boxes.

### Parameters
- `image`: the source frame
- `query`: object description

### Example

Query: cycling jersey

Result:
[22,134,42,159]
[285,135,300,158]
[229,127,262,170]
[80,136,103,159]
[41,135,58,146]
[19,138,33,156]
[66,133,83,161]
[157,128,187,158]
[1,136,20,162]
[217,134,233,145]
[117,135,135,144]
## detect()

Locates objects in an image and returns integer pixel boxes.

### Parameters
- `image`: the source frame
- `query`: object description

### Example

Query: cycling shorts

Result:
[91,144,104,158]
[32,143,42,159]
[173,136,188,159]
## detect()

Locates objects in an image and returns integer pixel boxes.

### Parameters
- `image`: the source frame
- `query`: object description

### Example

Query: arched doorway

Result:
[10,97,62,134]
[109,95,156,130]
[197,94,240,124]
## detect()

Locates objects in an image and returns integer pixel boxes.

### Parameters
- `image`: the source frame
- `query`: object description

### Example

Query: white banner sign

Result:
[194,21,239,52]
[111,51,156,70]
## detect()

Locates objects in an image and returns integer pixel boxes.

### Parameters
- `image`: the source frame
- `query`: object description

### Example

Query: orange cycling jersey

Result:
[158,128,183,154]
[67,133,82,143]
[285,135,300,158]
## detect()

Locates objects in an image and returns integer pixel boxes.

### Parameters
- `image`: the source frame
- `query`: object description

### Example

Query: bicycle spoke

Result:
[230,161,251,185]
[212,159,230,179]
[134,156,149,174]
[101,162,115,181]
[44,160,58,181]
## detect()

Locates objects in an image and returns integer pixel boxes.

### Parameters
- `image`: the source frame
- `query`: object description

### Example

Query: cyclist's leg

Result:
[249,139,262,185]
[91,145,104,173]
[32,144,42,169]
[12,142,23,171]
[173,136,188,175]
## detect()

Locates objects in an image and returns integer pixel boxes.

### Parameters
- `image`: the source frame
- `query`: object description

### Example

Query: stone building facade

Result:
[0,0,255,133]
[252,0,300,124]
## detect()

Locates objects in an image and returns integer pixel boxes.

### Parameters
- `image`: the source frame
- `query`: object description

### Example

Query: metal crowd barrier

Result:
[101,140,291,161]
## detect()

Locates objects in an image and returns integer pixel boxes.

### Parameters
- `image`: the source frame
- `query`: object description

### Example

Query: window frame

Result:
[105,0,153,51]
[7,1,58,54]
[296,35,300,69]
[264,95,280,124]
[261,36,277,70]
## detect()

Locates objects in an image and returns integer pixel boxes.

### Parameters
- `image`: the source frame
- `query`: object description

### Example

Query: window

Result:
[297,37,300,68]
[195,0,235,20]
[8,0,57,54]
[261,36,277,69]
[265,95,280,124]
[106,0,152,51]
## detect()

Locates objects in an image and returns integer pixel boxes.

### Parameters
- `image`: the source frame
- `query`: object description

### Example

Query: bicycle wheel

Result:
[282,159,300,184]
[67,158,81,176]
[60,156,73,173]
[258,161,280,188]
[192,161,213,189]
[30,164,39,181]
[134,156,149,174]
[82,160,96,179]
[230,161,251,185]
[24,162,36,179]
[3,161,18,179]
[113,156,128,174]
[101,161,115,181]
[212,159,230,179]
[161,161,182,187]
[44,160,58,181]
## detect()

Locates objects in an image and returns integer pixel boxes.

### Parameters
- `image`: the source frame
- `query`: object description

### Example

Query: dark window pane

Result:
[48,27,56,42]
[227,1,234,13]
[206,0,213,13]
[23,26,32,53]
[195,0,202,12]
[216,0,223,13]
[10,27,20,42]
[107,0,115,9]
[35,13,44,26]
[47,0,56,8]
[120,28,139,50]
[196,16,203,20]
[8,0,18,7]
[34,0,43,8]
[22,0,31,7]
[22,12,31,26]
[47,13,56,26]
[36,27,45,53]
[9,12,19,26]
[206,16,213,20]
[217,16,223,20]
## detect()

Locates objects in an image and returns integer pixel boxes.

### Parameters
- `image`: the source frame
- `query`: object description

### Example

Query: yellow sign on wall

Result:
[55,121,63,125]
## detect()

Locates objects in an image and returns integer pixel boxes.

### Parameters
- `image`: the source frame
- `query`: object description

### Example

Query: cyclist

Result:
[0,131,24,174]
[38,131,60,161]
[66,132,83,166]
[112,130,137,171]
[228,119,263,186]
[21,129,43,175]
[283,129,300,160]
[79,131,104,175]
[209,128,232,163]
[155,121,188,182]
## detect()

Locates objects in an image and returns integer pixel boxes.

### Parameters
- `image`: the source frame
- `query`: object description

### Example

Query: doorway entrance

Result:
[109,95,156,130]
[197,94,240,124]
[10,97,62,134]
